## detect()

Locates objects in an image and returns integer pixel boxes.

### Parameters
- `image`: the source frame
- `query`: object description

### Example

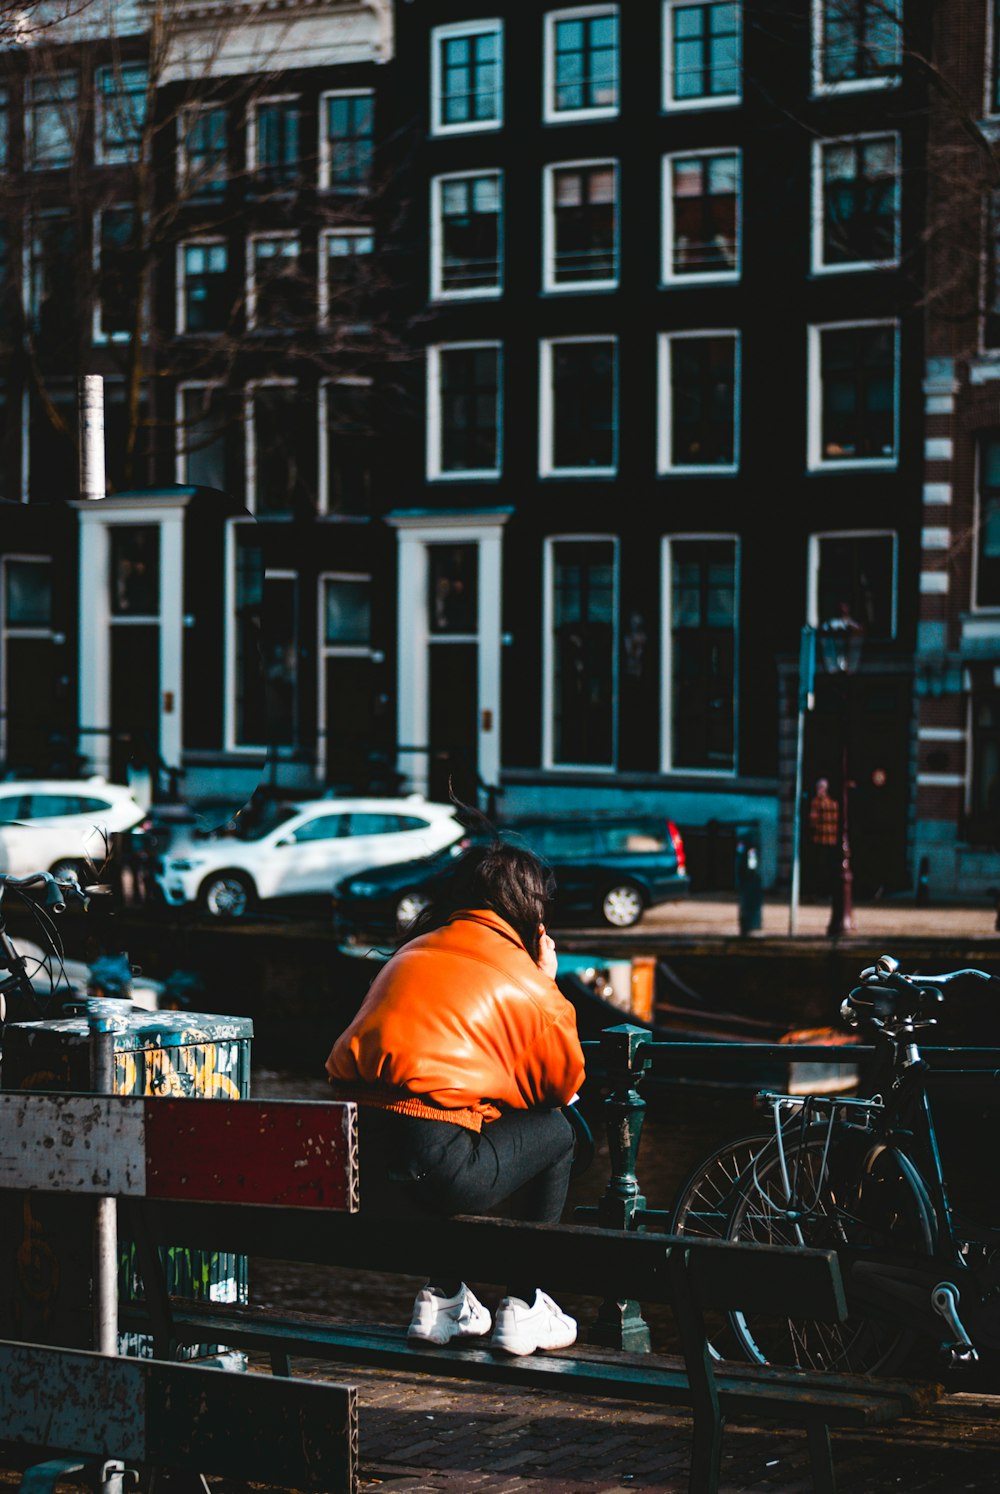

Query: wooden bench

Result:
[0,1338,356,1494]
[105,1096,939,1494]
[0,1091,941,1494]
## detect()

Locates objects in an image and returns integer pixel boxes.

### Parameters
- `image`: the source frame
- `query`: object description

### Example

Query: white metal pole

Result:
[78,375,106,501]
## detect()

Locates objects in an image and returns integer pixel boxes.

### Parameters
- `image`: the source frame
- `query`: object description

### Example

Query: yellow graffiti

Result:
[112,1041,242,1100]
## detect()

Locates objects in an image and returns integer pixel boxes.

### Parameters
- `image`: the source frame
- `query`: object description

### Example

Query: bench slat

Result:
[118,1309,937,1431]
[127,1205,844,1318]
[0,1340,357,1492]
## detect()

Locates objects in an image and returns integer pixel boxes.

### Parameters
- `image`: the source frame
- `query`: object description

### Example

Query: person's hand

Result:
[537,925,558,979]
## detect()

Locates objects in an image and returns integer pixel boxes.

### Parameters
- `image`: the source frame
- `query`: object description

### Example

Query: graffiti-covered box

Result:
[0,1005,253,1354]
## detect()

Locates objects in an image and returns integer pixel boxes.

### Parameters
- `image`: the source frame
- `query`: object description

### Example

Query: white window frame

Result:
[810,131,901,275]
[247,93,301,180]
[318,87,375,189]
[544,5,620,125]
[539,335,618,477]
[810,0,902,98]
[430,19,504,137]
[0,554,55,763]
[318,227,374,324]
[806,528,898,637]
[662,0,742,113]
[92,203,138,346]
[318,375,373,516]
[244,377,297,515]
[430,169,504,302]
[94,61,148,167]
[542,158,619,293]
[175,236,227,336]
[661,146,742,286]
[542,533,620,772]
[660,533,740,776]
[246,231,301,330]
[807,318,900,472]
[25,72,78,171]
[657,329,740,475]
[224,518,290,754]
[317,571,376,781]
[426,342,503,482]
[174,380,225,487]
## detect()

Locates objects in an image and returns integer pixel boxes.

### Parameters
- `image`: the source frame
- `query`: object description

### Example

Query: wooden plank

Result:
[0,1094,146,1197]
[685,1237,847,1320]
[0,1340,357,1493]
[145,1099,358,1210]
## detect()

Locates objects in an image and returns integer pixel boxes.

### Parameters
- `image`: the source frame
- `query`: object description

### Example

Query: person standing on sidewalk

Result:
[807,776,839,895]
[325,838,586,1357]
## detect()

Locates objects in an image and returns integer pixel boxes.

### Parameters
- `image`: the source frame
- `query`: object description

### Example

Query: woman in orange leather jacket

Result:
[326,838,586,1357]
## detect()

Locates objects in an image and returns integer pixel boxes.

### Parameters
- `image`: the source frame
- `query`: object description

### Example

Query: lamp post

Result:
[819,605,863,937]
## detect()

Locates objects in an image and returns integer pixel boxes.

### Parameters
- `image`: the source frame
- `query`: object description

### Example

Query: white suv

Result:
[0,779,146,882]
[158,795,465,918]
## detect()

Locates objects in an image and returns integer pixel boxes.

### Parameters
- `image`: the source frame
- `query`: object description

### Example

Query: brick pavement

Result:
[256,1354,1000,1494]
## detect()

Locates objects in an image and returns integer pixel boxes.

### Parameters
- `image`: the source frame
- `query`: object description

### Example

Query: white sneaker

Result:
[490,1290,577,1357]
[406,1284,492,1346]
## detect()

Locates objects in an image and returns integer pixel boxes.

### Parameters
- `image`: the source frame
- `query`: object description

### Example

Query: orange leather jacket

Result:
[325,908,586,1124]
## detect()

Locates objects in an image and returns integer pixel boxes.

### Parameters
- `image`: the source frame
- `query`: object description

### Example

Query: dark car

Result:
[332,817,689,940]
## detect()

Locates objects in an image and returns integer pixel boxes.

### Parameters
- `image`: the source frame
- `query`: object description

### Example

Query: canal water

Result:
[251,1066,752,1348]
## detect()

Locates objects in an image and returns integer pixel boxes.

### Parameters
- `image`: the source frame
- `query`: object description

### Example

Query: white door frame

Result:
[386,508,511,799]
[71,494,191,782]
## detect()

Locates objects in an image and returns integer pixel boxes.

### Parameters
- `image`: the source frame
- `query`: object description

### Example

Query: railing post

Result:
[89,1007,121,1358]
[587,1023,654,1353]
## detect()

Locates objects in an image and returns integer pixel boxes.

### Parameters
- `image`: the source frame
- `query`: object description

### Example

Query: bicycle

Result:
[669,953,1000,1375]
[0,870,90,1025]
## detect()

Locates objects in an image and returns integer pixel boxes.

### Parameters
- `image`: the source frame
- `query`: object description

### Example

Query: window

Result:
[319,230,374,325]
[0,88,9,170]
[247,382,309,514]
[546,538,618,768]
[808,321,898,468]
[429,544,478,633]
[977,437,1000,608]
[321,380,374,514]
[663,150,740,281]
[325,576,371,645]
[5,559,52,627]
[985,193,1000,350]
[545,7,619,122]
[432,171,503,299]
[26,73,78,170]
[293,812,347,843]
[813,134,899,271]
[544,160,618,290]
[94,206,138,343]
[427,344,501,479]
[178,241,228,334]
[665,537,737,772]
[248,235,303,330]
[431,20,503,134]
[658,331,739,472]
[540,337,617,475]
[110,525,159,617]
[96,63,147,164]
[663,2,741,110]
[813,0,902,93]
[180,105,227,197]
[809,530,897,638]
[27,211,76,342]
[25,383,76,501]
[252,98,300,188]
[322,91,373,192]
[176,384,227,491]
[0,226,13,340]
[231,526,264,746]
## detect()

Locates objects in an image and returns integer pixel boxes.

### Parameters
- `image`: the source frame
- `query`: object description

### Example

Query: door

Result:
[427,544,479,803]
[110,626,160,786]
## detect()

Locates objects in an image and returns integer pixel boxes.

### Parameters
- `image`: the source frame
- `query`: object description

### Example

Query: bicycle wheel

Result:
[669,1133,774,1360]
[725,1126,937,1374]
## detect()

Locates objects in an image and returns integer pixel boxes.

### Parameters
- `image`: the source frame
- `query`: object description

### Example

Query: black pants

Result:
[361,1107,575,1301]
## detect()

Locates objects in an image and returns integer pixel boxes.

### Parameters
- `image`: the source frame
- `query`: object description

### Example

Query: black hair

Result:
[401,800,556,963]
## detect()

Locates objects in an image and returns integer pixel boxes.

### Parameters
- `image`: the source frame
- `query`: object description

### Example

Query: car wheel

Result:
[198,871,255,920]
[600,882,646,929]
[395,891,431,931]
[49,859,89,888]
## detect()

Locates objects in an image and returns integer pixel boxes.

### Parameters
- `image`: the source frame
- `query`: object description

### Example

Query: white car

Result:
[158,795,466,918]
[0,778,146,883]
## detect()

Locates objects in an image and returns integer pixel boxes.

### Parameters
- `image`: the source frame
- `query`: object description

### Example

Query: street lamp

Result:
[819,605,864,937]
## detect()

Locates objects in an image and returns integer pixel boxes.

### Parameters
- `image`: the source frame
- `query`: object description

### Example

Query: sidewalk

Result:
[627,894,1000,944]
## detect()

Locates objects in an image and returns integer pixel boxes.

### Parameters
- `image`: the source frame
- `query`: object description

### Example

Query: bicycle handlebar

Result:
[842,953,1000,1032]
[0,872,89,914]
